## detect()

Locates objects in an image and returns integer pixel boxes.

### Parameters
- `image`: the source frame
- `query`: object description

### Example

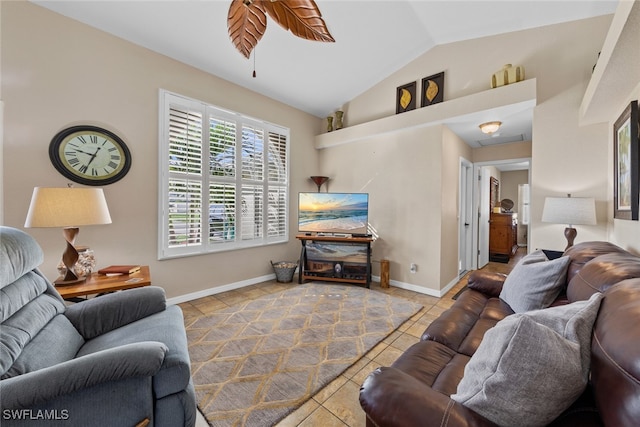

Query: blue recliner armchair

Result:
[0,226,196,426]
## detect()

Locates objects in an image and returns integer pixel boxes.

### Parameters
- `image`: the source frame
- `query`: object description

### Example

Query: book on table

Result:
[97,265,142,275]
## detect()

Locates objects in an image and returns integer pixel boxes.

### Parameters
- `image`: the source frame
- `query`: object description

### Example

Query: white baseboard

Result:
[170,272,459,305]
[372,275,457,298]
[166,273,276,305]
[439,276,460,297]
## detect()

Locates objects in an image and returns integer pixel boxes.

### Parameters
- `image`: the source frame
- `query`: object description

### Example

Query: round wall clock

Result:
[49,125,132,186]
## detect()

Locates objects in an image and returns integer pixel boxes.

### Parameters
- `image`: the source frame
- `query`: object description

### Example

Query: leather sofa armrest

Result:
[466,271,507,297]
[65,286,167,339]
[0,341,167,409]
[360,367,498,427]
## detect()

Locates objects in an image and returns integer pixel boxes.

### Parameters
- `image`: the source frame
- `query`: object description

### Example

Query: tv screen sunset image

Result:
[298,193,368,234]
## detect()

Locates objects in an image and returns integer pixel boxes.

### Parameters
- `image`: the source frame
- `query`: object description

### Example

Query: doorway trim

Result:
[458,157,474,277]
[471,158,531,270]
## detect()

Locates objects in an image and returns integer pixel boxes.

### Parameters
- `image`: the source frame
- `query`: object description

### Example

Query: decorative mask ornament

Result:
[228,0,335,59]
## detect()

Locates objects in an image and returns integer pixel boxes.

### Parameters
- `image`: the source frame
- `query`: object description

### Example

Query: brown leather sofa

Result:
[359,241,640,426]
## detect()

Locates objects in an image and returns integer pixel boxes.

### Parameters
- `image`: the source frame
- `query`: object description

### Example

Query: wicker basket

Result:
[271,261,298,283]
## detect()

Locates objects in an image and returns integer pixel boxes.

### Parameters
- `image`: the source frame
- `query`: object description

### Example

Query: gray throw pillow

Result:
[451,293,603,427]
[499,249,570,312]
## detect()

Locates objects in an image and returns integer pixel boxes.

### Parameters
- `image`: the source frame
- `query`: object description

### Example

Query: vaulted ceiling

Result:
[31,0,618,148]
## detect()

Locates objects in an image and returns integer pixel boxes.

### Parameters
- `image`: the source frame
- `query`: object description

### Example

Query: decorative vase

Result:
[326,116,333,132]
[335,111,344,130]
[490,64,525,88]
[57,246,96,278]
[310,176,329,192]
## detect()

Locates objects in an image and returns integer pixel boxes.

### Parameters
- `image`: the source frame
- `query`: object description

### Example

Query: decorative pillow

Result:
[451,293,603,427]
[499,250,570,312]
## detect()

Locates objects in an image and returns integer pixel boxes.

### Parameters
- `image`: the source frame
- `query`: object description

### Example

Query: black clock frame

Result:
[49,125,132,186]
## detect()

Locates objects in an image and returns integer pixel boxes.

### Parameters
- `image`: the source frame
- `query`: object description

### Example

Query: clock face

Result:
[49,126,131,186]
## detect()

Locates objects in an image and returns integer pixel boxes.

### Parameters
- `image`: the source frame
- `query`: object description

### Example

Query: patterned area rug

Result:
[186,282,422,426]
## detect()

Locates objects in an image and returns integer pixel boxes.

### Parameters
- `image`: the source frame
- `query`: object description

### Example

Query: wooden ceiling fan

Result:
[228,0,335,59]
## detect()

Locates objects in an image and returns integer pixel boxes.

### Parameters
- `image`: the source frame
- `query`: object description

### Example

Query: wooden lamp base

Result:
[564,227,577,251]
[54,227,86,286]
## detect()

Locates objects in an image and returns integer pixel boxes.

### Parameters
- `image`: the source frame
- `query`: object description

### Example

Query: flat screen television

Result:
[298,192,369,235]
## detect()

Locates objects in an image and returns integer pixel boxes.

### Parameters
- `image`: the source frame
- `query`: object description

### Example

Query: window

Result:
[158,90,289,259]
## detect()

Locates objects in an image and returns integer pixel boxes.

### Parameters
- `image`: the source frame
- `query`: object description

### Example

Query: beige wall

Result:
[530,83,610,251]
[1,2,321,298]
[318,124,449,293]
[608,81,640,254]
[472,141,532,164]
[528,16,618,252]
[500,170,528,211]
[338,15,613,272]
[315,123,472,295]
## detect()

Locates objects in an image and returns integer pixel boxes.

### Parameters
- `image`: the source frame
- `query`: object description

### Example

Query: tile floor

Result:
[180,250,523,427]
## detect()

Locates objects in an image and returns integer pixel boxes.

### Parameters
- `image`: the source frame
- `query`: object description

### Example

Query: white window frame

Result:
[158,90,289,260]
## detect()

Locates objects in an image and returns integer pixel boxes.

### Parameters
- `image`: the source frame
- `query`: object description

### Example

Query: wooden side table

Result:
[55,266,151,299]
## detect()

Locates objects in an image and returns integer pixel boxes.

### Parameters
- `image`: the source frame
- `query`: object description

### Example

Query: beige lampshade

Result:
[541,196,596,227]
[25,187,112,228]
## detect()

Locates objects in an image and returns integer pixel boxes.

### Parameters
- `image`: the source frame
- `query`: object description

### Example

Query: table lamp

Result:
[541,194,596,250]
[24,186,112,285]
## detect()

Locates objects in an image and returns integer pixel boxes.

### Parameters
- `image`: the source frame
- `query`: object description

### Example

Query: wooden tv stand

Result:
[296,234,373,288]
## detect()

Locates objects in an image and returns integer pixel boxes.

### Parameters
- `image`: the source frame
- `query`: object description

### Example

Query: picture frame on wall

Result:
[396,81,417,114]
[421,71,445,107]
[613,100,639,220]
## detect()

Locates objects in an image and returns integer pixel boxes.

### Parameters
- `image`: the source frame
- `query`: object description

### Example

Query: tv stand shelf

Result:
[296,234,373,288]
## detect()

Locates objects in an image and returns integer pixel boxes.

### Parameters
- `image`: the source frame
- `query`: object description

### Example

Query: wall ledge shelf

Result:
[580,0,640,125]
[315,78,537,149]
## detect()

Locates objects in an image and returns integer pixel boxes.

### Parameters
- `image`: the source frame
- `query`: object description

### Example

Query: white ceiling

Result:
[31,0,618,152]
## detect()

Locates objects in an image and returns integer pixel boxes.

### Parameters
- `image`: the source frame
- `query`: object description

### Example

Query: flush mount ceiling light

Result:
[227,0,335,59]
[479,121,502,134]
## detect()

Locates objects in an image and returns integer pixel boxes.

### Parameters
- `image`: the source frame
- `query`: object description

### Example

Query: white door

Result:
[459,158,473,276]
[477,167,490,268]
[518,183,530,247]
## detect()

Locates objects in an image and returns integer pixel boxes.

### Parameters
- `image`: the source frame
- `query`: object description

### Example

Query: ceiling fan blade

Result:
[263,0,335,43]
[228,0,267,58]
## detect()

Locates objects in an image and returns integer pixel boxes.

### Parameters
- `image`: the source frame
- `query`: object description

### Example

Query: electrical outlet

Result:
[410,263,417,273]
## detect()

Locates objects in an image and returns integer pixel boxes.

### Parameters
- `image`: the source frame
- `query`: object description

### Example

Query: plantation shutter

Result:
[167,106,203,249]
[267,131,288,237]
[209,116,236,178]
[159,90,289,259]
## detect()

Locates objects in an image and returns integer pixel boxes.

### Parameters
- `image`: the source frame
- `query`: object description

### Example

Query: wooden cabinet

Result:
[489,213,518,258]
